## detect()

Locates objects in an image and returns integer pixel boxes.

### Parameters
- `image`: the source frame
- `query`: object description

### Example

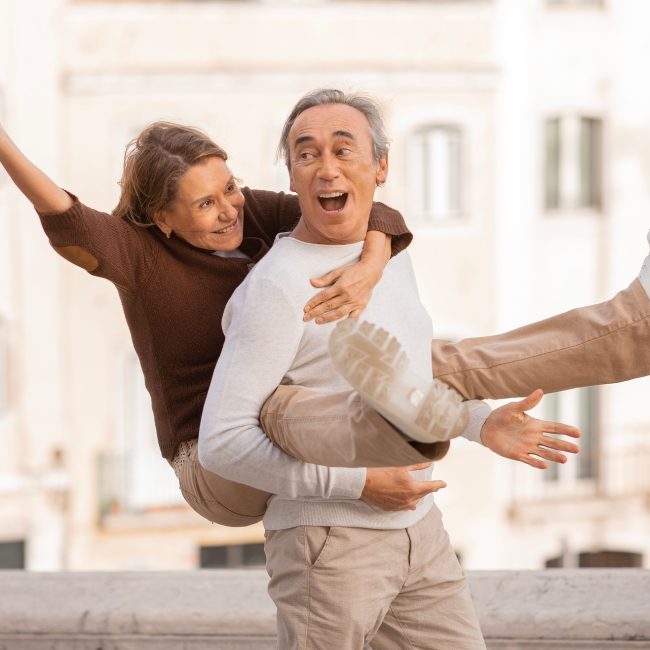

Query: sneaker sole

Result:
[329,320,468,444]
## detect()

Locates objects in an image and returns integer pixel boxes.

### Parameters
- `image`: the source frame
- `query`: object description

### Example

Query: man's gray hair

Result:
[277,88,390,170]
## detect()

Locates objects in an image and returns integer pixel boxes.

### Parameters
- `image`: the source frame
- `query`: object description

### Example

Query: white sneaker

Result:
[638,229,650,298]
[329,319,469,444]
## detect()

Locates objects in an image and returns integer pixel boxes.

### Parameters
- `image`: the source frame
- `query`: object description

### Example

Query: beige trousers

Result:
[177,397,442,527]
[264,505,485,650]
[180,278,650,526]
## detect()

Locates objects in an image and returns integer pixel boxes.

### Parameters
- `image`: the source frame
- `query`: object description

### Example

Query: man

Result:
[198,89,577,648]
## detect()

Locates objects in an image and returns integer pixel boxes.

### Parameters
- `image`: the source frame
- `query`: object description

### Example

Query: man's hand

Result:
[361,463,446,511]
[480,389,580,469]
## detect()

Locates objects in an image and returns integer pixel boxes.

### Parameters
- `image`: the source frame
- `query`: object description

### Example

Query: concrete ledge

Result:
[1,570,649,649]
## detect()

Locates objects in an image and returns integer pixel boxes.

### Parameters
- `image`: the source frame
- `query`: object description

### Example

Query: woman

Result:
[0,120,430,526]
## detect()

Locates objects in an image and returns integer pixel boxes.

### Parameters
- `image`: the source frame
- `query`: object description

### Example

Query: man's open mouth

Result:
[318,192,348,212]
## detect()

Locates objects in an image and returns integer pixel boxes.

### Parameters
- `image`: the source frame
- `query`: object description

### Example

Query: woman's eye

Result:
[226,183,237,193]
[200,199,214,209]
[338,147,351,156]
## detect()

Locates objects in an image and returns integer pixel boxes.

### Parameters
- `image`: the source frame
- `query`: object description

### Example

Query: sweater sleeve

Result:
[243,188,413,257]
[198,275,366,500]
[37,192,155,293]
[461,400,492,445]
[367,202,413,257]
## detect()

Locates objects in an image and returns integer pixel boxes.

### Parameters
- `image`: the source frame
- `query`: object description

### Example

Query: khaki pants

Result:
[176,399,443,527]
[432,279,650,399]
[264,505,485,650]
[180,279,650,526]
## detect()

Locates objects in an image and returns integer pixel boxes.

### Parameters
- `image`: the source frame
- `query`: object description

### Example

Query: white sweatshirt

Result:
[199,234,490,531]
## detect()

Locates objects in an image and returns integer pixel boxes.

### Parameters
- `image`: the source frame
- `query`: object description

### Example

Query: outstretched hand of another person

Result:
[361,463,446,512]
[480,389,580,469]
[303,230,391,323]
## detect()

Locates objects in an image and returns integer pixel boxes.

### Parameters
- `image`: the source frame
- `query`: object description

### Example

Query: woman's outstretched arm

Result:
[0,125,72,214]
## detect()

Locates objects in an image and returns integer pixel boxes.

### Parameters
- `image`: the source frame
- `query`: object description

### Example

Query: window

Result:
[0,317,8,416]
[0,540,25,569]
[576,386,599,480]
[544,116,602,211]
[543,387,600,483]
[547,0,604,6]
[99,348,183,517]
[543,393,560,482]
[200,543,266,569]
[408,125,464,223]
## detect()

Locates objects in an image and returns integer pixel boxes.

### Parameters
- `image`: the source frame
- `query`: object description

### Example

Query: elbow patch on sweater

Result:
[54,245,99,272]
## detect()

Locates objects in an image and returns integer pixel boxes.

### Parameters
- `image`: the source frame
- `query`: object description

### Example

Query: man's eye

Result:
[338,147,352,156]
[299,151,315,160]
[226,183,236,193]
[200,199,214,208]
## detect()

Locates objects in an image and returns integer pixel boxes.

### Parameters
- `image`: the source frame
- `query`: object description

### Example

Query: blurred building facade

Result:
[0,0,649,571]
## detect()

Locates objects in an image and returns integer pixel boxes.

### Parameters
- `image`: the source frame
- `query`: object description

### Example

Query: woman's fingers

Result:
[304,287,338,317]
[309,268,342,288]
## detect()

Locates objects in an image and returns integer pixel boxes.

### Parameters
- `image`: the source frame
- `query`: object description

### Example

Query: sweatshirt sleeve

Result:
[198,274,366,500]
[37,192,155,293]
[243,188,413,257]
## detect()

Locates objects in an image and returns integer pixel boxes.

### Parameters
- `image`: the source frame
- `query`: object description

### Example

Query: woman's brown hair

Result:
[113,122,228,227]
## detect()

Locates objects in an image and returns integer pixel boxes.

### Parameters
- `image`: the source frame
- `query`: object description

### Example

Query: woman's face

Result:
[156,156,245,251]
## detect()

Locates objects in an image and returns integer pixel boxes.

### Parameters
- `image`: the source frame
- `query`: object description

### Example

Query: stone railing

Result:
[1,569,649,649]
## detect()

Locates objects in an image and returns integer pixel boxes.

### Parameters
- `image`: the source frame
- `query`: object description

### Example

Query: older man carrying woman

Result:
[198,89,585,648]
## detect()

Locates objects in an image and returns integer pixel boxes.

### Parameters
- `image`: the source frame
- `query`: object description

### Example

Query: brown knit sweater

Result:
[38,188,412,460]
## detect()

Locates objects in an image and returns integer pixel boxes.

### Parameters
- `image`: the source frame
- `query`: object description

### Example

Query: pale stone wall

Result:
[0,570,649,648]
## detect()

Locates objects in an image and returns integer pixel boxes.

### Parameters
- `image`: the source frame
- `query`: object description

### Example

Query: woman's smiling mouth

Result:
[213,218,239,235]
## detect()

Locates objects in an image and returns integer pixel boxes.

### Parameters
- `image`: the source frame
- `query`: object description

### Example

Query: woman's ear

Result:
[152,212,172,238]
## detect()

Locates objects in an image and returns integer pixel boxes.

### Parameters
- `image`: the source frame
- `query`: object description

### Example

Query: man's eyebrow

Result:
[294,131,355,147]
[294,135,315,147]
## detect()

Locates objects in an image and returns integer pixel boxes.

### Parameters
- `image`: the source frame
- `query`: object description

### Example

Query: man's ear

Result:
[288,167,296,193]
[376,154,389,186]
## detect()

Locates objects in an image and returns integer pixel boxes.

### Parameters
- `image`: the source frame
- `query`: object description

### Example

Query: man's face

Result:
[288,103,388,244]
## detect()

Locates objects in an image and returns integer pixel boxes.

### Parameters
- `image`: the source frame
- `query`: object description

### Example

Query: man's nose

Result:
[317,153,340,181]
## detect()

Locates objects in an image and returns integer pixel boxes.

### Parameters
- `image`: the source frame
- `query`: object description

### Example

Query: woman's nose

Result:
[218,200,238,221]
